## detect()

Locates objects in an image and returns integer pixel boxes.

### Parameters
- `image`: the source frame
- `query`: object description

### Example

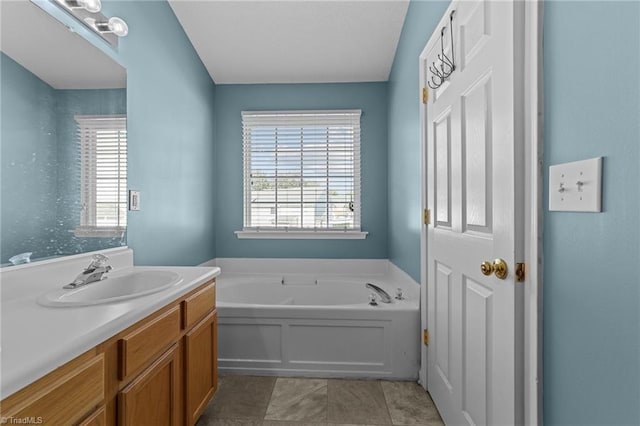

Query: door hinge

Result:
[422,87,429,104]
[423,329,429,345]
[423,208,430,225]
[515,262,526,282]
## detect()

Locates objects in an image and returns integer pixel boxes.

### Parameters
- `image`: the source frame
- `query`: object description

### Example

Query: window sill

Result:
[235,230,368,240]
[74,226,126,238]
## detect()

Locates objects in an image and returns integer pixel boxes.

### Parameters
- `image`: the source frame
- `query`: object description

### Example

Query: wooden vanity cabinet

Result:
[0,278,217,426]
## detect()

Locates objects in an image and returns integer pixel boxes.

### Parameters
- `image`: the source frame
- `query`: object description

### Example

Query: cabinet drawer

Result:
[182,280,215,330]
[4,354,104,426]
[119,305,181,380]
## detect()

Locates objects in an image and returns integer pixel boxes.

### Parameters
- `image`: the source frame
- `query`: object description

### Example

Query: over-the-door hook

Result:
[427,10,456,90]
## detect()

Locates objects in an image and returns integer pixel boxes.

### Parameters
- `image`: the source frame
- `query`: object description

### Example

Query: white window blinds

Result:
[76,115,127,236]
[242,110,362,233]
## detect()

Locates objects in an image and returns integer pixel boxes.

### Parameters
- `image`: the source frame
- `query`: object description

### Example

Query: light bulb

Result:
[108,17,128,37]
[78,0,101,13]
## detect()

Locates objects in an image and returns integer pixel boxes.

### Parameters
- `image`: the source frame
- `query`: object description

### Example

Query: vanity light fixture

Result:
[85,16,128,37]
[57,0,102,14]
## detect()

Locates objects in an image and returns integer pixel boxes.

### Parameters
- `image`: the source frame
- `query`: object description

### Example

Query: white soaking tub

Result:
[215,260,420,380]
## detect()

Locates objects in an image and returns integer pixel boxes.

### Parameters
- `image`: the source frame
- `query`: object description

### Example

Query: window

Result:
[238,110,367,239]
[74,115,127,237]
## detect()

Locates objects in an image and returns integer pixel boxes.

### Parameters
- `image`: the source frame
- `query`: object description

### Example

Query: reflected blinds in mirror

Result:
[76,115,127,235]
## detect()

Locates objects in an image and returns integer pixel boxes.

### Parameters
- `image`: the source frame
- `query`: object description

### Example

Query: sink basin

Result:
[38,270,183,307]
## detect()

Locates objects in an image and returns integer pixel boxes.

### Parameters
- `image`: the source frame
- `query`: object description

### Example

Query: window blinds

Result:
[76,115,127,231]
[242,110,361,232]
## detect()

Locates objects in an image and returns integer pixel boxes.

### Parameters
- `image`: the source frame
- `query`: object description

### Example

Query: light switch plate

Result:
[128,190,140,211]
[549,157,602,212]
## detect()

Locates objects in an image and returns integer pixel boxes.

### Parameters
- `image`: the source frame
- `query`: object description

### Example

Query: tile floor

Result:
[196,375,444,426]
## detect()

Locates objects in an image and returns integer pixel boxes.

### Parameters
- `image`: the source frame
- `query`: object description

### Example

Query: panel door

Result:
[185,311,218,425]
[423,1,524,425]
[118,343,180,426]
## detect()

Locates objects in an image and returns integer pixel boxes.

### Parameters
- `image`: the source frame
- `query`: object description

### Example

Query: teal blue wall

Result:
[215,83,388,259]
[543,2,640,424]
[97,1,218,265]
[387,0,448,281]
[1,53,58,262]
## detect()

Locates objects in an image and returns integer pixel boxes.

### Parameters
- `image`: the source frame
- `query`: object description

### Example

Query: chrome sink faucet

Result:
[366,282,392,304]
[64,254,112,289]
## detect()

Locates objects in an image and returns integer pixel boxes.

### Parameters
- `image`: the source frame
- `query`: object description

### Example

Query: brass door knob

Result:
[480,259,508,279]
[492,258,508,279]
[480,261,494,276]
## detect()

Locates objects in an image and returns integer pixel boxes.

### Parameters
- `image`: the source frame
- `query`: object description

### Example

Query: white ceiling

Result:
[168,0,410,84]
[0,0,125,89]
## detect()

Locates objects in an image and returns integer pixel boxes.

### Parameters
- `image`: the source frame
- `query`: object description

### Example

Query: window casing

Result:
[74,115,127,238]
[239,110,366,239]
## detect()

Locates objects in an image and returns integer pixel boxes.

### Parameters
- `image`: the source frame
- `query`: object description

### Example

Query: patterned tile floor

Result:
[196,375,444,426]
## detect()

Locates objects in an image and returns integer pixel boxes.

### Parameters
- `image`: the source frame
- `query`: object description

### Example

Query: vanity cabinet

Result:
[0,279,217,426]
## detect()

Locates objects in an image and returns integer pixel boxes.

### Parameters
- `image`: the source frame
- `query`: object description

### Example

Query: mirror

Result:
[1,0,127,265]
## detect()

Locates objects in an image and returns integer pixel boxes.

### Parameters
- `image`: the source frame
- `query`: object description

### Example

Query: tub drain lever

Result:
[368,293,378,306]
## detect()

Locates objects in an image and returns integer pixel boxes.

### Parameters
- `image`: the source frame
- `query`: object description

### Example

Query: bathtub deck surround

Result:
[197,375,444,425]
[212,258,420,380]
[0,247,220,424]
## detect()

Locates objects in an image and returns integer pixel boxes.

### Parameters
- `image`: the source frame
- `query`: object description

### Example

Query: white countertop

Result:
[0,248,220,399]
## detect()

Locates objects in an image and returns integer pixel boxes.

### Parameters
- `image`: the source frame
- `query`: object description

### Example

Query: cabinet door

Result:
[118,343,180,426]
[78,406,106,426]
[184,311,217,425]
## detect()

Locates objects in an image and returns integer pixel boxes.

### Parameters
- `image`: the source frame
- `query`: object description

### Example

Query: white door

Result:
[421,1,524,425]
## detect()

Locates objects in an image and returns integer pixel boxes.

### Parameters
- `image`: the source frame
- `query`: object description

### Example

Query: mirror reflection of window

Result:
[74,115,127,238]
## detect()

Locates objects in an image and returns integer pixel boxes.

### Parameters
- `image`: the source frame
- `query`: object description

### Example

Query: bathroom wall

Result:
[387,0,448,281]
[0,53,58,262]
[98,0,218,266]
[543,1,640,424]
[215,83,388,259]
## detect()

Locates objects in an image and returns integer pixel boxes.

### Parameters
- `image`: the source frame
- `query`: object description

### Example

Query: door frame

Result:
[418,1,543,425]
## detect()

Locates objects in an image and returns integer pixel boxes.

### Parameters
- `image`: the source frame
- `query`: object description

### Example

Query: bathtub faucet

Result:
[365,283,392,304]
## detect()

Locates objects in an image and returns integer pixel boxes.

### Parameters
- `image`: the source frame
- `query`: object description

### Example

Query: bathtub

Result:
[215,259,420,380]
